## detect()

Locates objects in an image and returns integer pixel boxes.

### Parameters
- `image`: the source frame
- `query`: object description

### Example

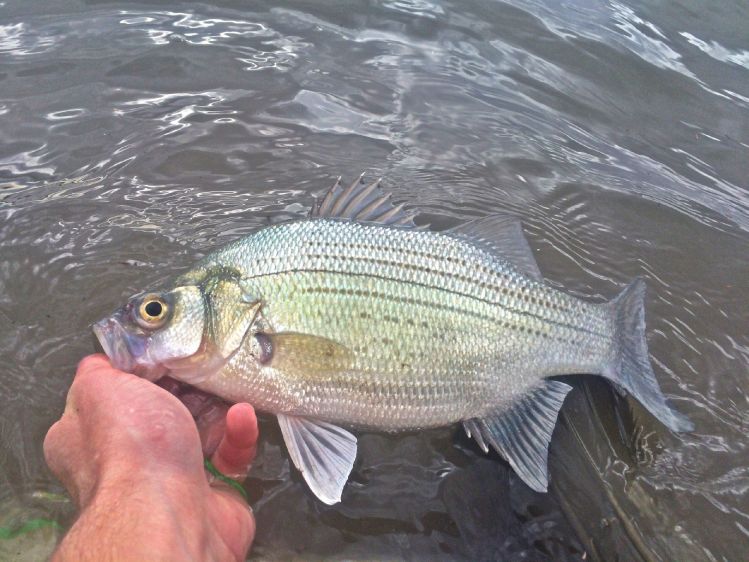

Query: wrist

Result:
[69,435,201,509]
[55,468,211,562]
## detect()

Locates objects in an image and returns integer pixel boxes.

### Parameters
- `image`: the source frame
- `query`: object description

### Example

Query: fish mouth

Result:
[93,317,136,373]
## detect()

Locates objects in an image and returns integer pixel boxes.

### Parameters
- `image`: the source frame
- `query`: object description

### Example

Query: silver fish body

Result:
[94,175,691,503]
[185,218,612,430]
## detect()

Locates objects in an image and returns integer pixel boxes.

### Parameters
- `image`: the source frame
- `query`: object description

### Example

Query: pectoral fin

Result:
[260,333,355,380]
[277,414,357,505]
[464,380,572,492]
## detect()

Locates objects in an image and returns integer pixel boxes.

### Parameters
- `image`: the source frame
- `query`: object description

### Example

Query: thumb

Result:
[210,403,258,481]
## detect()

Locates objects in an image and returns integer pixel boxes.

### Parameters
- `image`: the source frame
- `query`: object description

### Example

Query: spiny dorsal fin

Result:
[449,215,542,281]
[310,173,418,227]
[464,380,572,492]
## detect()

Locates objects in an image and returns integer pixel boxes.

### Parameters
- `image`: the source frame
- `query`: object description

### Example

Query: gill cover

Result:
[164,279,263,384]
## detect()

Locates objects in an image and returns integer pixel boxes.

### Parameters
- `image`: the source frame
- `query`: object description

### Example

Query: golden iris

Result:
[136,295,168,328]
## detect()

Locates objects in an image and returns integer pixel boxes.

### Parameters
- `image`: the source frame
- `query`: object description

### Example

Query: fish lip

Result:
[93,317,135,373]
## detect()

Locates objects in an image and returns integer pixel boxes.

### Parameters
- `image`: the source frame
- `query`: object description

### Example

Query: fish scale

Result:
[190,219,614,429]
[209,220,608,339]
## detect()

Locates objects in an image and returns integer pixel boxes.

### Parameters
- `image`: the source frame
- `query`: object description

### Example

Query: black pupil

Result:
[144,301,163,318]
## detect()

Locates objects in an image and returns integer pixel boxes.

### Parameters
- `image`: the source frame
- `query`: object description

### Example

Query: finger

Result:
[44,354,119,508]
[45,354,115,469]
[211,403,258,481]
[68,354,115,402]
[77,353,114,373]
[67,354,135,415]
[65,354,203,468]
[43,417,88,507]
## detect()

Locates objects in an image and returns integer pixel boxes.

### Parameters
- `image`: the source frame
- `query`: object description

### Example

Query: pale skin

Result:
[43,354,258,562]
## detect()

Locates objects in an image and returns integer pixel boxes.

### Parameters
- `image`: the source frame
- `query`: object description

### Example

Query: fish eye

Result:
[135,295,169,329]
[144,300,163,317]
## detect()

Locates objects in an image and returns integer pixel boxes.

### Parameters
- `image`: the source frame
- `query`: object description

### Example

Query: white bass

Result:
[94,175,692,504]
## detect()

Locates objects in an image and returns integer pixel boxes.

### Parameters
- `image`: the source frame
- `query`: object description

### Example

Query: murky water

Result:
[1,0,747,560]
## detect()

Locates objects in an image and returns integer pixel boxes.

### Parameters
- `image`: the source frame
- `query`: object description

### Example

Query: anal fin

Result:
[464,380,572,492]
[277,414,357,505]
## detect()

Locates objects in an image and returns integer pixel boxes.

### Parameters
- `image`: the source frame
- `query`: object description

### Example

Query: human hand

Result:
[44,354,258,562]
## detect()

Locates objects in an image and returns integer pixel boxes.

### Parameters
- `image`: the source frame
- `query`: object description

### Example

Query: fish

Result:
[93,174,693,504]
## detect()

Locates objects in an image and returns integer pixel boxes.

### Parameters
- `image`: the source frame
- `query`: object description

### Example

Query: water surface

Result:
[1,0,747,559]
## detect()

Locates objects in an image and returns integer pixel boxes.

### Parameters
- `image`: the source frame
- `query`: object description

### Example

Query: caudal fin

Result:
[603,279,693,432]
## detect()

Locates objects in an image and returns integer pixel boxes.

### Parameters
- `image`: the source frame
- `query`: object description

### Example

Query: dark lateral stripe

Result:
[298,250,569,316]
[301,240,571,315]
[249,267,606,339]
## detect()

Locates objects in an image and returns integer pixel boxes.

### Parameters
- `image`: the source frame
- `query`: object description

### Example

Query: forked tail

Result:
[602,278,693,432]
[461,276,693,495]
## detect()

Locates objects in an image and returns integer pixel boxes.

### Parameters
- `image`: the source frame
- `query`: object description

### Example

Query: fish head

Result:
[93,285,209,381]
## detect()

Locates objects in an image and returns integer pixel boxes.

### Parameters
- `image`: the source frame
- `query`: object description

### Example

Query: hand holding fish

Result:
[43,354,257,562]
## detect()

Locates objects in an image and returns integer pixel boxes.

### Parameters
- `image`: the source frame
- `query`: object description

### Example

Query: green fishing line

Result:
[0,465,246,541]
[0,518,60,540]
[204,459,249,501]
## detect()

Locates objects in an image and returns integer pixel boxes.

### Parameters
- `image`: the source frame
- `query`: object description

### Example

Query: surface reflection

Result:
[1,0,747,560]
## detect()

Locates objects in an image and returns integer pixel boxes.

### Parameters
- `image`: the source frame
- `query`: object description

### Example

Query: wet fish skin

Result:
[182,218,613,430]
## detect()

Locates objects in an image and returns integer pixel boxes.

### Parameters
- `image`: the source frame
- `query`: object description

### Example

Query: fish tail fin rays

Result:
[603,278,694,433]
[464,380,572,492]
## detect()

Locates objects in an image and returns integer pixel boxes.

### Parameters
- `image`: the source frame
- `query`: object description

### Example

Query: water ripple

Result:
[1,0,747,559]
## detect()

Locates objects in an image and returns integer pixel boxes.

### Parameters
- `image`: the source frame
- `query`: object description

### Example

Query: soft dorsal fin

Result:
[310,173,418,227]
[449,215,542,281]
[277,414,357,505]
[464,380,572,492]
